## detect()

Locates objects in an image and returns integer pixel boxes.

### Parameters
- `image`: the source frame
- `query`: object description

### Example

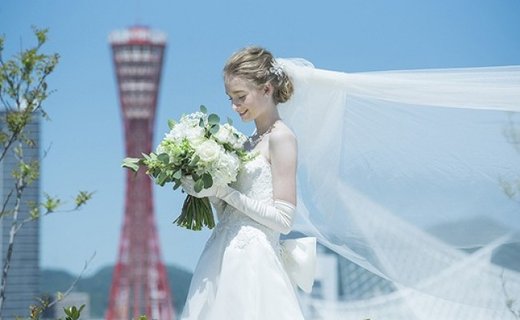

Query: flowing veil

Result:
[277,58,520,319]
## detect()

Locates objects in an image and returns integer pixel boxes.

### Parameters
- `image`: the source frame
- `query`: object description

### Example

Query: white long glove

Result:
[181,178,295,234]
[208,196,227,221]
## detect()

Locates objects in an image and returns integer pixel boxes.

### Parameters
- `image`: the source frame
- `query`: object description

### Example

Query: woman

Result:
[182,46,520,319]
[180,47,314,319]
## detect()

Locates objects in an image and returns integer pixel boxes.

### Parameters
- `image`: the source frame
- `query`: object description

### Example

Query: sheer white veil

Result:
[277,58,520,319]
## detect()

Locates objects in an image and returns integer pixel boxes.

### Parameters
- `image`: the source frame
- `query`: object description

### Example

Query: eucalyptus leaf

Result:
[208,113,220,125]
[227,117,233,125]
[157,153,169,164]
[157,172,168,186]
[172,170,182,180]
[194,179,204,193]
[209,124,220,135]
[200,105,207,113]
[202,173,213,188]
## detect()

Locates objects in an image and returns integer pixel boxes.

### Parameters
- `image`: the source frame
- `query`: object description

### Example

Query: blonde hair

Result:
[223,46,294,104]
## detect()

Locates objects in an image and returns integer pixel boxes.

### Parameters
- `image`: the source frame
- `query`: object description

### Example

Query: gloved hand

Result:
[181,176,221,198]
[181,176,295,234]
[181,176,227,219]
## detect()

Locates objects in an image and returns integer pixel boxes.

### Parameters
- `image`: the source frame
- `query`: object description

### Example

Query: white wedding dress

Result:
[180,155,312,320]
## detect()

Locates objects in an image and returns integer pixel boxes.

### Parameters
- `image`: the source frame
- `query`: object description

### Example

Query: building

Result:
[291,222,520,319]
[0,111,40,319]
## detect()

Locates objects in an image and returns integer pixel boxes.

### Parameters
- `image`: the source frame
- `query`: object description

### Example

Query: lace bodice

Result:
[210,156,280,249]
[232,155,273,203]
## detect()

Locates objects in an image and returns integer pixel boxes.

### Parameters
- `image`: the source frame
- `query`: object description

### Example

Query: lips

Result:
[238,110,248,117]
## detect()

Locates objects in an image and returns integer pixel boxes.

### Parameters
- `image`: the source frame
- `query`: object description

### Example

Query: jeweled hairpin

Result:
[269,63,284,80]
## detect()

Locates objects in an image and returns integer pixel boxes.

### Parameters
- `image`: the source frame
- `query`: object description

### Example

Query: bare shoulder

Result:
[269,121,297,147]
[268,122,297,161]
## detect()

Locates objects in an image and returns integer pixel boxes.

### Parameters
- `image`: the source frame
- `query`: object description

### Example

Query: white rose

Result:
[194,139,224,164]
[164,122,188,142]
[184,126,206,147]
[213,123,234,145]
[180,112,206,128]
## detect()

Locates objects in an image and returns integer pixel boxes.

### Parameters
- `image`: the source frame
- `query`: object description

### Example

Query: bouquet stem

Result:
[175,195,215,230]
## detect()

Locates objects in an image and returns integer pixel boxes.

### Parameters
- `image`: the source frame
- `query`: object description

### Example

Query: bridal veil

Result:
[277,58,520,319]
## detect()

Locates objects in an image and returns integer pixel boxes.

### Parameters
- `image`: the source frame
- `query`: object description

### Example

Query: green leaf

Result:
[200,105,207,113]
[172,170,182,180]
[194,178,204,193]
[209,124,220,135]
[189,155,200,166]
[157,153,169,164]
[227,117,233,125]
[75,191,93,208]
[208,113,220,125]
[43,193,61,213]
[202,173,213,188]
[63,304,84,319]
[157,172,168,186]
[168,119,176,130]
[122,157,141,172]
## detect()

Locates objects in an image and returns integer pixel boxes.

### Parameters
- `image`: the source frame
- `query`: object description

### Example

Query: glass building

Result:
[0,112,40,319]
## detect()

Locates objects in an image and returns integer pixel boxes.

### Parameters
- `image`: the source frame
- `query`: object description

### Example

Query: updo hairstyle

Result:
[223,46,294,104]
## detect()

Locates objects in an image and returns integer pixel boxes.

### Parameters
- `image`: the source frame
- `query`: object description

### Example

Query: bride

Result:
[180,47,314,319]
[181,45,520,319]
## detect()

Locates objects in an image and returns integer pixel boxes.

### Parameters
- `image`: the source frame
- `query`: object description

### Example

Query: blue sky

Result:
[1,0,519,275]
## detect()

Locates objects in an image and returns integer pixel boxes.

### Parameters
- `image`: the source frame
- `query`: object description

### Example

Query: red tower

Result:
[107,26,175,320]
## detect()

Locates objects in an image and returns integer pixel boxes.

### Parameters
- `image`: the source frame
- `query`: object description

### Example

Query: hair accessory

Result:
[269,62,284,80]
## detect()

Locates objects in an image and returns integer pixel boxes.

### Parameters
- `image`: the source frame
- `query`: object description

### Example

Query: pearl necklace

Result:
[248,121,279,147]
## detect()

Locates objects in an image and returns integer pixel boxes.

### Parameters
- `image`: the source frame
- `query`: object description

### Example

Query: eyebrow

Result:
[227,89,247,95]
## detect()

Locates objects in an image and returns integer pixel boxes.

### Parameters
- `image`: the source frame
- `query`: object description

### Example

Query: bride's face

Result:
[225,76,270,122]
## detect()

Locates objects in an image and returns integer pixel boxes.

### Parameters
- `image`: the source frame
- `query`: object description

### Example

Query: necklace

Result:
[248,120,279,147]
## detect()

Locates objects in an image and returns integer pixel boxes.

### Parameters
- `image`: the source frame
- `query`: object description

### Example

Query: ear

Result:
[263,83,274,96]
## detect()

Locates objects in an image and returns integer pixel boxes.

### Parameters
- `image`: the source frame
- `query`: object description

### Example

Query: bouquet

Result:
[122,105,251,230]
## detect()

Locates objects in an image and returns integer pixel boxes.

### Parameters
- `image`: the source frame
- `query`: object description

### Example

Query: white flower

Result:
[156,144,166,154]
[210,152,241,186]
[232,131,247,149]
[180,112,206,127]
[165,122,205,146]
[213,123,234,145]
[213,123,247,150]
[193,139,223,164]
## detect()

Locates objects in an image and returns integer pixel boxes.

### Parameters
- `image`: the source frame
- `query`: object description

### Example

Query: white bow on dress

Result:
[280,237,317,293]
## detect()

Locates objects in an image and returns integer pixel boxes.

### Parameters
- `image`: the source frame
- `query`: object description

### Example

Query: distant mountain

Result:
[428,216,520,272]
[41,265,192,318]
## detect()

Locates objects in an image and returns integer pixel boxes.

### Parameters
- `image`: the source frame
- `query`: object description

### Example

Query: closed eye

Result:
[228,95,247,104]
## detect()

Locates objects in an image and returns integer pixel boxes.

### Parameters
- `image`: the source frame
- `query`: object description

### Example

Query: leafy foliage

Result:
[0,28,91,319]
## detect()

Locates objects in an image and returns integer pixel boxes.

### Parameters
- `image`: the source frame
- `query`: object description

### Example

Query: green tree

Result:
[0,27,92,319]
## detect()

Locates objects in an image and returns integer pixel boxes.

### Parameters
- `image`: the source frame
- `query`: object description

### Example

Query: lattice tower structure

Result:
[106,26,174,320]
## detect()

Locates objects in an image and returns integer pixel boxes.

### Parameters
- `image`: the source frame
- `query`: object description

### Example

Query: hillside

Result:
[41,265,192,318]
